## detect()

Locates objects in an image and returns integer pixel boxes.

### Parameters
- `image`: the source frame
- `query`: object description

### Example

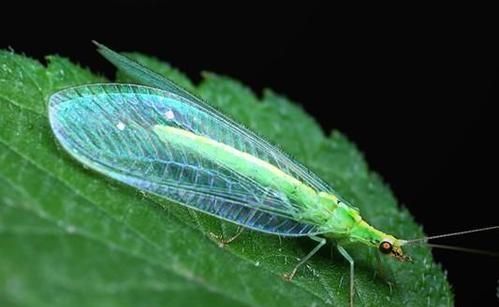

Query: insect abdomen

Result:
[153,125,320,208]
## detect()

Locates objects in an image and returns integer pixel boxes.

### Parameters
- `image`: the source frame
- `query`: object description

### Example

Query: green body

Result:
[154,125,401,251]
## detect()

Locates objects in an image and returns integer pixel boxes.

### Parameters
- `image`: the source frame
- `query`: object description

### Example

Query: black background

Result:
[2,2,498,306]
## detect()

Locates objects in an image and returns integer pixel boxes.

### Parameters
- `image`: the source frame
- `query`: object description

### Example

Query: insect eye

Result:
[379,241,393,254]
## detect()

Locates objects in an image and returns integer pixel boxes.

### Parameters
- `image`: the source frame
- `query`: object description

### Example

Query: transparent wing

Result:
[49,84,324,236]
[95,42,334,194]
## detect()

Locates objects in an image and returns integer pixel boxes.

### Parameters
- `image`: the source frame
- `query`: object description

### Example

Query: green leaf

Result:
[0,50,452,307]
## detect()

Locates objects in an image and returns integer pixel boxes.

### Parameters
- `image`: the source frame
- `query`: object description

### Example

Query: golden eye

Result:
[379,241,393,254]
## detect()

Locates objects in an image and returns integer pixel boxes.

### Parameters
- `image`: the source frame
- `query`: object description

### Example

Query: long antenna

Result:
[402,225,499,245]
[425,243,499,257]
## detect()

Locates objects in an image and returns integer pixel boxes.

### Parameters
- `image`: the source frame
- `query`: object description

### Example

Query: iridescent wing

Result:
[94,42,334,194]
[49,84,326,236]
[49,44,338,236]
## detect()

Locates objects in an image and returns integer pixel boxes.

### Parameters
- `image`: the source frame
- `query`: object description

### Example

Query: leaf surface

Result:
[0,51,452,306]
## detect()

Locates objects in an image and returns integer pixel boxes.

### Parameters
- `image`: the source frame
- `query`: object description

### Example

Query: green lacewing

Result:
[47,42,498,306]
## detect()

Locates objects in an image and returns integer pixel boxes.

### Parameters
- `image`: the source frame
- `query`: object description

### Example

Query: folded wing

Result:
[49,84,326,236]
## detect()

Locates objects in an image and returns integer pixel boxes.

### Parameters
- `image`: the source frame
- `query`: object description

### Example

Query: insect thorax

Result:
[312,193,388,246]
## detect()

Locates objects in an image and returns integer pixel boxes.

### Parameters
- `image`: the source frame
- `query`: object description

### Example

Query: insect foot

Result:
[209,228,244,248]
[209,232,229,248]
[282,269,297,281]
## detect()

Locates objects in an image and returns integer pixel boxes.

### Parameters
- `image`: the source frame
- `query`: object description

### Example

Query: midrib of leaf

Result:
[0,210,243,307]
[0,208,229,298]
[0,203,221,297]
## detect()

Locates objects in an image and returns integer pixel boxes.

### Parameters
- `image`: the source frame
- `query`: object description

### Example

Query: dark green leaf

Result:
[0,50,452,306]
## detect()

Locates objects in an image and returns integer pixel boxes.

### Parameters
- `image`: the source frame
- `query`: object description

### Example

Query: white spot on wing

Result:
[165,110,175,120]
[116,121,126,130]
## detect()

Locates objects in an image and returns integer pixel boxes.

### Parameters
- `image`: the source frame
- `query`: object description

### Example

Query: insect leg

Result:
[210,227,245,247]
[210,209,257,248]
[210,186,273,247]
[337,245,354,307]
[283,235,326,280]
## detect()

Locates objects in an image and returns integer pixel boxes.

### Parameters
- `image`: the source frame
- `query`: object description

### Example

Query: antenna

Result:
[399,225,499,257]
[401,225,499,245]
[425,243,499,257]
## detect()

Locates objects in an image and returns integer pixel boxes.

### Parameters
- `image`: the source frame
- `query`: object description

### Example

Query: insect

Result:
[48,42,498,306]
